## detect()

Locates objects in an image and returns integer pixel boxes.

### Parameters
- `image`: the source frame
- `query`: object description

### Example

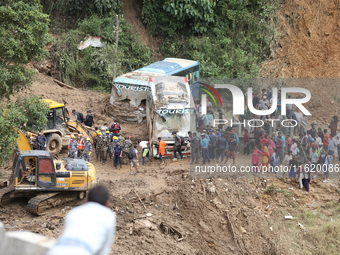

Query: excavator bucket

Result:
[17,130,31,152]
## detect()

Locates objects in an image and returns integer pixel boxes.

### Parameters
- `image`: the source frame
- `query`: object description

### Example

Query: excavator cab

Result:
[46,101,67,133]
[13,151,56,187]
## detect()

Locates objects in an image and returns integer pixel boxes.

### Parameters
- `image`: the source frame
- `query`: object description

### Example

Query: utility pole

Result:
[110,14,119,103]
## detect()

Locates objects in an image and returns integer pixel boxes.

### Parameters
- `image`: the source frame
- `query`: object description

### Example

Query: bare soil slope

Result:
[261,0,340,124]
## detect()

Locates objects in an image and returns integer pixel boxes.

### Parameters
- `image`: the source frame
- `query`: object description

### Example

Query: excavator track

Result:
[26,192,79,215]
[0,185,16,206]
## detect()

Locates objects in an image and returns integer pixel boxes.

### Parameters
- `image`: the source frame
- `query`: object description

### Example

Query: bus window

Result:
[192,70,199,83]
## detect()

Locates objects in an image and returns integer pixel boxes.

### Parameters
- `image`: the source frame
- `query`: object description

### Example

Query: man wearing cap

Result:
[172,131,183,161]
[36,131,46,150]
[69,136,78,158]
[84,110,94,127]
[83,138,92,162]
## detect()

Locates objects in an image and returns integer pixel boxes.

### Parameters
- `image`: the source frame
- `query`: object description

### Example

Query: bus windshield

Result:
[153,109,196,139]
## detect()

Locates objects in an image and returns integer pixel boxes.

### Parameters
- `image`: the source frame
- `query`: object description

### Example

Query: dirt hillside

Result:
[1,65,340,254]
[260,0,340,125]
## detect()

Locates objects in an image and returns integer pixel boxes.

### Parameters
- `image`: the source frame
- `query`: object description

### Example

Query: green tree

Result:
[0,0,53,99]
[0,96,50,164]
[0,0,52,164]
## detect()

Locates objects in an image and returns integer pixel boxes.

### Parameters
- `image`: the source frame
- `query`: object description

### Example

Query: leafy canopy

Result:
[0,0,52,164]
[0,0,53,99]
[0,96,50,164]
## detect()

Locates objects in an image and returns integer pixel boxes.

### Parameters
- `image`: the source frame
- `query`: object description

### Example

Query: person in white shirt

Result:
[294,108,303,135]
[337,131,340,161]
[315,133,322,147]
[138,139,152,165]
[48,185,116,255]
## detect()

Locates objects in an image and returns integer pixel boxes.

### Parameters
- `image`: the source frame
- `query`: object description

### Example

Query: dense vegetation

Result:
[42,0,279,92]
[43,0,154,92]
[0,0,50,164]
[142,0,279,78]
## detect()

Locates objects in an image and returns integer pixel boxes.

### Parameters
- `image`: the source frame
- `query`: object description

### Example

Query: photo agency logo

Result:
[201,85,312,127]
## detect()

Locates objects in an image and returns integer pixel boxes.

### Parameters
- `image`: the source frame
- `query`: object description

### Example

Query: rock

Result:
[239,226,247,234]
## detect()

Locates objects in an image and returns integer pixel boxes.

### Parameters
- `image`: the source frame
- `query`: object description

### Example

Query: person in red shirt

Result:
[323,129,329,151]
[260,134,270,151]
[286,134,293,151]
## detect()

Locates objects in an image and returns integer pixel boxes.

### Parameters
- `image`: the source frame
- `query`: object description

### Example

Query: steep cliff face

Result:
[261,0,340,125]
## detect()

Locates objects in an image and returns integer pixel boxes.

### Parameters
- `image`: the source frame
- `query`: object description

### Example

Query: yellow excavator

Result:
[27,99,92,154]
[0,130,96,215]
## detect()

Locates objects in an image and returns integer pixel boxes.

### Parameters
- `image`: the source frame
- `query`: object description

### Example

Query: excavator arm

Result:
[17,130,32,152]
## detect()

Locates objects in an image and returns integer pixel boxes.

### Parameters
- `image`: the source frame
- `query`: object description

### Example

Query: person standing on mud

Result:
[122,136,133,165]
[77,133,85,158]
[95,132,102,161]
[190,132,200,164]
[224,134,237,166]
[101,136,110,165]
[172,131,183,161]
[157,137,167,165]
[330,115,338,137]
[113,141,123,169]
[83,138,92,162]
[217,109,225,132]
[47,185,116,255]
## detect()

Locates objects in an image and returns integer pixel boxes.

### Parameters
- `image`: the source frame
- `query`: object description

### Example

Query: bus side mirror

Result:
[56,163,61,170]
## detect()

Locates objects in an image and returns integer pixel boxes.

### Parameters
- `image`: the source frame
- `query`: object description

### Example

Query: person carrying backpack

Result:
[128,145,139,175]
[72,109,84,123]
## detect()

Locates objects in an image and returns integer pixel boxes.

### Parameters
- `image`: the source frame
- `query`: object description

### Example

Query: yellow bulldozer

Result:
[0,130,96,215]
[27,99,92,154]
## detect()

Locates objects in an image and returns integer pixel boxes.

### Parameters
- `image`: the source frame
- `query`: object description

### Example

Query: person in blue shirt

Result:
[208,130,216,160]
[215,129,221,139]
[201,134,210,165]
[266,87,272,101]
[279,131,286,151]
[231,130,239,145]
[276,97,281,119]
[113,141,123,169]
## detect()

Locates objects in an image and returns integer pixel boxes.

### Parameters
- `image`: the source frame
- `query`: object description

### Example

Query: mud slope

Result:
[121,0,163,60]
[260,0,340,124]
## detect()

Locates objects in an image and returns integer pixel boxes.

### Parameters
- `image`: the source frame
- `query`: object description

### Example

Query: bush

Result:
[51,15,154,92]
[142,0,279,78]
